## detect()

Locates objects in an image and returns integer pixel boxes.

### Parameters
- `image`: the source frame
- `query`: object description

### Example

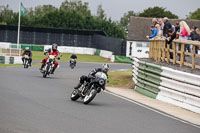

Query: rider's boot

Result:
[74,83,82,89]
[40,64,45,71]
[51,68,55,74]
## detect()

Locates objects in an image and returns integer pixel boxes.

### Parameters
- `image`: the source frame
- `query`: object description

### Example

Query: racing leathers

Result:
[22,50,32,65]
[74,68,108,90]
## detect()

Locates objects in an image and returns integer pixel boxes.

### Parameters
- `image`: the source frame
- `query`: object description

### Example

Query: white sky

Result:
[0,0,200,21]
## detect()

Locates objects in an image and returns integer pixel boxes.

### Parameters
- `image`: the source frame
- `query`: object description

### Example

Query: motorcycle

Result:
[23,55,30,68]
[70,72,108,104]
[70,59,76,69]
[41,55,56,78]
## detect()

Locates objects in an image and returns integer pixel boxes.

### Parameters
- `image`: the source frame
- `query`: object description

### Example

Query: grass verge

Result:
[32,51,110,63]
[107,69,135,89]
[0,64,21,67]
[0,51,110,67]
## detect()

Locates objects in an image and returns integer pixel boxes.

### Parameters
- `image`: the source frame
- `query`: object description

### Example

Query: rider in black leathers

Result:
[22,47,32,66]
[69,54,77,65]
[74,64,109,90]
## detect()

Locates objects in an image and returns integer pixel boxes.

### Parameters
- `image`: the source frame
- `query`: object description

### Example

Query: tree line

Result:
[0,0,199,39]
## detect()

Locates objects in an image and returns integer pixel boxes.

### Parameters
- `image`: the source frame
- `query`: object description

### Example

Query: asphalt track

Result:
[0,62,199,133]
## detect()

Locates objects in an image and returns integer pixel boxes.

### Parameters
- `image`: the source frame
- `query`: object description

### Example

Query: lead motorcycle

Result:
[70,72,108,104]
[23,55,30,69]
[41,55,57,78]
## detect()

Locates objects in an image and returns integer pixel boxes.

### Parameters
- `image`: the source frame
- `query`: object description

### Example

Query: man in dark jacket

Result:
[190,27,200,54]
[166,28,177,59]
[163,17,172,37]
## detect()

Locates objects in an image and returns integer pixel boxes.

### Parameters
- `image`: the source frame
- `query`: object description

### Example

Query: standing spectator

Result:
[152,18,158,27]
[146,24,158,39]
[163,17,172,37]
[178,21,191,52]
[158,18,164,37]
[175,22,180,32]
[190,26,200,54]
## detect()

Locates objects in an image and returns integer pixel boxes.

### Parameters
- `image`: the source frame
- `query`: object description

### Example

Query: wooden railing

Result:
[149,39,200,69]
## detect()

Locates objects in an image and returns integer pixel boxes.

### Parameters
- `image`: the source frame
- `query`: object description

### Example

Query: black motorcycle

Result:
[23,55,30,69]
[41,55,56,78]
[70,59,76,69]
[70,72,108,104]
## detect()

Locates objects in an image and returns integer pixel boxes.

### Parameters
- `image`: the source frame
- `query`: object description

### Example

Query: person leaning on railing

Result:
[146,24,160,39]
[166,28,177,59]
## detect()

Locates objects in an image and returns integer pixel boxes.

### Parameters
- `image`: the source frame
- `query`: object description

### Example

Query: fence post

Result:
[192,45,195,69]
[173,42,176,64]
[158,40,162,62]
[162,40,166,62]
[167,44,170,63]
[180,43,185,67]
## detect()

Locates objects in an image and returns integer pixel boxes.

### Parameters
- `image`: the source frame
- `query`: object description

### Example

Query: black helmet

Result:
[102,64,109,73]
[52,43,58,51]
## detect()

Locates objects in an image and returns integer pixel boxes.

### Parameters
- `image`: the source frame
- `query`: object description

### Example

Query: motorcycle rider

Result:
[74,64,109,90]
[69,53,77,65]
[22,47,32,66]
[40,43,60,74]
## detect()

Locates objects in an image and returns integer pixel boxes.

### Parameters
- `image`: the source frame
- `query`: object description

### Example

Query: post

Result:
[167,44,170,63]
[180,43,185,67]
[162,40,165,62]
[173,42,176,64]
[17,0,21,56]
[192,44,195,69]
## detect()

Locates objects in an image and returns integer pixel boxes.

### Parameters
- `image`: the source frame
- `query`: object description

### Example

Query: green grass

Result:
[32,51,110,63]
[107,70,135,89]
[0,64,21,67]
[0,51,110,67]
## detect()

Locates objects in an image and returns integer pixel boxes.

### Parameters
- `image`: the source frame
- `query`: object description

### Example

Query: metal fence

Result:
[0,25,126,56]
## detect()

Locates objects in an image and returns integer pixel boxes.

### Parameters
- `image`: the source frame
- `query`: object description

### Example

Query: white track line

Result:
[105,90,200,129]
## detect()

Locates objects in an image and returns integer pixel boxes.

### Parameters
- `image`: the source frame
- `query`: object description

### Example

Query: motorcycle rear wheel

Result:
[83,89,97,104]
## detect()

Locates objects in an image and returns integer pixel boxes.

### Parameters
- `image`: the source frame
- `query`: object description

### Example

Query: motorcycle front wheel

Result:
[83,89,97,104]
[43,64,49,78]
[70,89,80,101]
[24,60,28,68]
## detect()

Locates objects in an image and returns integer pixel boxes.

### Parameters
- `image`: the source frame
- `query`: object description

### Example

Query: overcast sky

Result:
[0,0,200,21]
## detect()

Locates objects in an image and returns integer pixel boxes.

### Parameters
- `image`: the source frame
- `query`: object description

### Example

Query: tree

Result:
[139,6,178,19]
[97,4,106,20]
[120,11,136,31]
[0,5,16,25]
[187,8,200,20]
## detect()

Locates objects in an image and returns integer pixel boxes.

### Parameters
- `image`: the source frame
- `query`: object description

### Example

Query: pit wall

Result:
[132,57,200,114]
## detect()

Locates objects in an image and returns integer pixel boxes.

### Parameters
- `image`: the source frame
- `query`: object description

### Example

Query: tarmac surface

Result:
[106,87,200,127]
[0,62,200,133]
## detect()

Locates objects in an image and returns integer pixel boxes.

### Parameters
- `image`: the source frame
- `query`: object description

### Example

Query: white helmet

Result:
[25,47,30,51]
[102,64,109,73]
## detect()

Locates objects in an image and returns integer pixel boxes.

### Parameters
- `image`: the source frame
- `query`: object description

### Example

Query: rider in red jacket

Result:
[40,43,60,74]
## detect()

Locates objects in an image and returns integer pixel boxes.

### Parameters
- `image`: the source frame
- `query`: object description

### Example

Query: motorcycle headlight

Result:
[99,79,105,86]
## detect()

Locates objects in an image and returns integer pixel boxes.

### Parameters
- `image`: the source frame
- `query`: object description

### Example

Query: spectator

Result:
[166,28,177,59]
[158,18,164,37]
[190,26,200,54]
[152,18,158,27]
[155,24,162,38]
[178,21,191,52]
[163,17,172,37]
[146,24,158,39]
[175,22,180,32]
